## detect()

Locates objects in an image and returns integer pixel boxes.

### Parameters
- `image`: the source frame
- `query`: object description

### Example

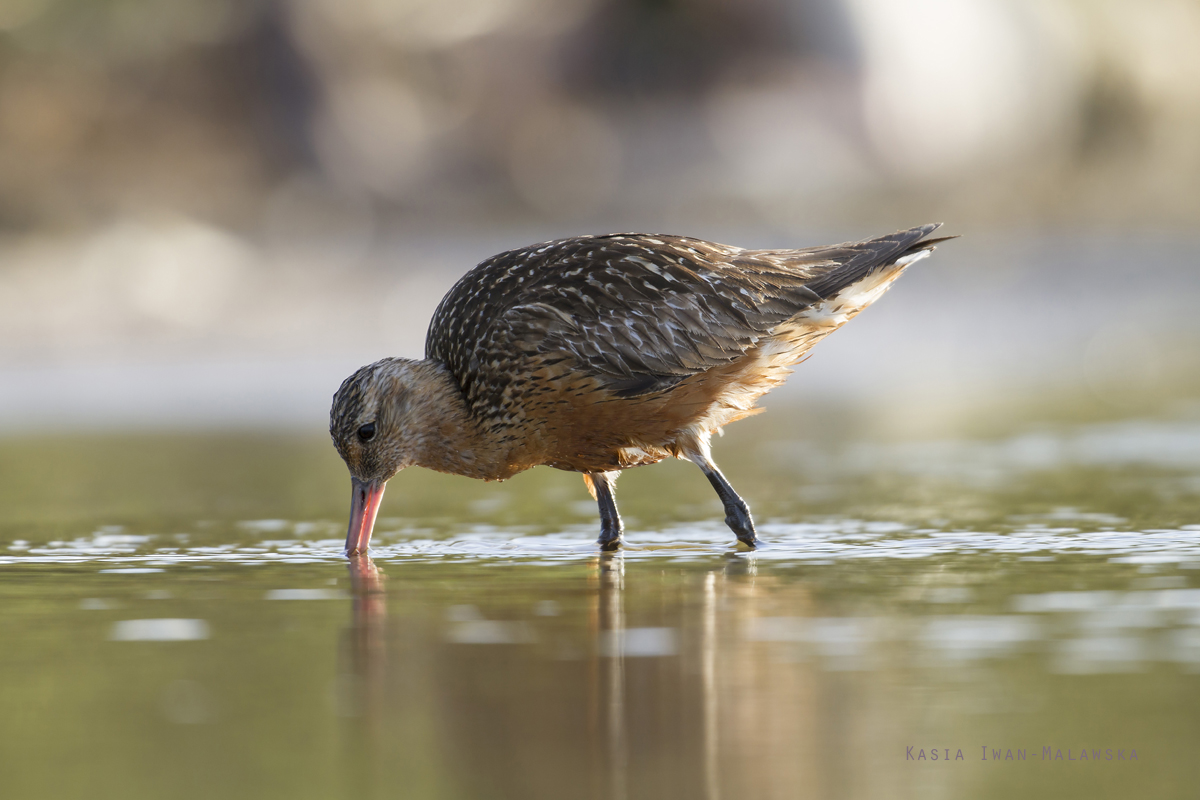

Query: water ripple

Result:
[2,519,1199,569]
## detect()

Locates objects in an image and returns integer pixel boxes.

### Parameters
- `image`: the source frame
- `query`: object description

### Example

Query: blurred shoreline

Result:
[2,222,1198,436]
[4,0,1200,231]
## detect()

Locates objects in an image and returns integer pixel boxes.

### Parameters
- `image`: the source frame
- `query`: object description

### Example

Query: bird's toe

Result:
[598,535,623,552]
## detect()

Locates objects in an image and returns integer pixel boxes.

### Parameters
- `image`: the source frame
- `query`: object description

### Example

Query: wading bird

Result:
[331,224,951,554]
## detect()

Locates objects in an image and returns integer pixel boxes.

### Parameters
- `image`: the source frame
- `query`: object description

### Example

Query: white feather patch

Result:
[893,249,931,268]
[798,254,915,326]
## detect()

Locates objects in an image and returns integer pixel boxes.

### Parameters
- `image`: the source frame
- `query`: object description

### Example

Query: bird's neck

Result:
[406,360,513,480]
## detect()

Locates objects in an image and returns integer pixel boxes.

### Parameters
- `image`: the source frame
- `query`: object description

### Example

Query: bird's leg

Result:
[587,471,624,551]
[686,448,758,547]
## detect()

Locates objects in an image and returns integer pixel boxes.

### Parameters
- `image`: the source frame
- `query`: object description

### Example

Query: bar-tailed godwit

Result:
[331,224,952,553]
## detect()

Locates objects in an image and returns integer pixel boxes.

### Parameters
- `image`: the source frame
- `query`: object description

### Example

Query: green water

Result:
[2,412,1200,799]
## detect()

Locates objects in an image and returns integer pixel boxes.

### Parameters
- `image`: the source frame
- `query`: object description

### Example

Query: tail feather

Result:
[802,223,947,300]
[904,234,958,253]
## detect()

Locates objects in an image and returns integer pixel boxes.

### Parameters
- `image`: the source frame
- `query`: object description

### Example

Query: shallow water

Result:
[2,416,1199,799]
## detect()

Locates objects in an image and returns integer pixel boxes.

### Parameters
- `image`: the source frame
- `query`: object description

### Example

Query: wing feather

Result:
[426,225,941,416]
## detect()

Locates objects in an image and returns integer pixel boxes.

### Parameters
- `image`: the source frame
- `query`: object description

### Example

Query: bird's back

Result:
[425,225,945,472]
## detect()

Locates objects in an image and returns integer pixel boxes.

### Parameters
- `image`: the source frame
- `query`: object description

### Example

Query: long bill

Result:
[345,477,386,556]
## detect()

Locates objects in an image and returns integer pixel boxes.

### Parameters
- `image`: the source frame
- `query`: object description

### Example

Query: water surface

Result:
[2,416,1198,799]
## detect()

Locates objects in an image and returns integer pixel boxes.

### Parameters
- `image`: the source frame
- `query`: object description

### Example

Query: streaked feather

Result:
[427,224,944,427]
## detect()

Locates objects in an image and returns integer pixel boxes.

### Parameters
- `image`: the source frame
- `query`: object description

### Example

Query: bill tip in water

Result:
[345,477,386,557]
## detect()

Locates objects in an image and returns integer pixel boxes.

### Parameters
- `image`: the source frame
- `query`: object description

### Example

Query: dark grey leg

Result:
[689,451,758,547]
[588,471,624,551]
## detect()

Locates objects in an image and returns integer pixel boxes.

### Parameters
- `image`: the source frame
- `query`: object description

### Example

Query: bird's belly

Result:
[542,431,673,474]
[512,387,678,473]
[545,448,669,474]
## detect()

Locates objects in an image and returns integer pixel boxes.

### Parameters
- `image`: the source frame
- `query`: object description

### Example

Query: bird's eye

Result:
[357,422,376,441]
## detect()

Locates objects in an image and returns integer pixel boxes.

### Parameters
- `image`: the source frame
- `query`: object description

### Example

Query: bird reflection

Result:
[594,551,627,800]
[340,554,388,792]
[702,570,720,800]
[346,554,387,708]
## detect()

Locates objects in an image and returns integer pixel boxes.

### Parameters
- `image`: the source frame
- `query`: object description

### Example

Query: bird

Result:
[330,223,952,555]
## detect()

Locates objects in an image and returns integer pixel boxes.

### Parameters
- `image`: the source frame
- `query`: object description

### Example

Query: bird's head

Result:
[330,358,423,554]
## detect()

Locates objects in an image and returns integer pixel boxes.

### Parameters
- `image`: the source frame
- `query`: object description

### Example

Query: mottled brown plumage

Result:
[331,224,951,554]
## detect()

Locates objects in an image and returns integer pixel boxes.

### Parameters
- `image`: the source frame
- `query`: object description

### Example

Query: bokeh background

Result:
[1,0,1198,434]
[4,6,1200,800]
